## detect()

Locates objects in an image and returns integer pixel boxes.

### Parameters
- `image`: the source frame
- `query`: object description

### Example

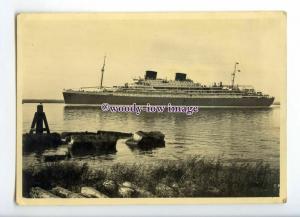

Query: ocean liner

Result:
[63,57,274,107]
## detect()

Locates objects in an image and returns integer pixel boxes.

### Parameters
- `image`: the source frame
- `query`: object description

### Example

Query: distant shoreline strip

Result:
[22,99,65,104]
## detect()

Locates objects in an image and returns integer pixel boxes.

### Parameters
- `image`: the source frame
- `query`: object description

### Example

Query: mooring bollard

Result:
[29,104,50,134]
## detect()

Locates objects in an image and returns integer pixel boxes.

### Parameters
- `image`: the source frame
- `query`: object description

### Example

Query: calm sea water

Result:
[23,104,280,169]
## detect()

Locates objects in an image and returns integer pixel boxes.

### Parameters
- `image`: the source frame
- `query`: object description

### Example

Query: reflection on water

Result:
[23,104,280,168]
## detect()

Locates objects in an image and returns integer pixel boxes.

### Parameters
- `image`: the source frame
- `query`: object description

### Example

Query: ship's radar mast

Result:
[100,55,106,89]
[231,62,240,89]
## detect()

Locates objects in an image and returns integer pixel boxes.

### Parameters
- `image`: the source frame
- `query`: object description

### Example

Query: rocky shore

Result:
[23,130,165,161]
[23,157,280,198]
[22,130,279,198]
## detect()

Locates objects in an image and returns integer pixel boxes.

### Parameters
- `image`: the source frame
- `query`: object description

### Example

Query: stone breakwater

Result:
[23,130,166,161]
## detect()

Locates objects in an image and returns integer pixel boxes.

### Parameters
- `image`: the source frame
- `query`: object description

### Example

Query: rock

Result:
[118,186,135,198]
[135,188,154,198]
[207,186,221,195]
[61,132,97,143]
[125,131,165,150]
[97,131,132,140]
[69,134,117,155]
[171,183,179,190]
[61,131,132,143]
[29,187,59,198]
[80,187,108,198]
[122,181,134,188]
[102,180,118,194]
[23,133,62,153]
[155,183,176,197]
[51,186,85,198]
[42,147,70,162]
[119,182,153,198]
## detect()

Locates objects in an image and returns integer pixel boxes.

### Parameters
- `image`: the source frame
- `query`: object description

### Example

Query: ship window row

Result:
[120,89,252,94]
[117,90,253,96]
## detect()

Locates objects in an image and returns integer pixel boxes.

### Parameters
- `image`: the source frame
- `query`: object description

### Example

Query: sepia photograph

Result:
[16,12,286,205]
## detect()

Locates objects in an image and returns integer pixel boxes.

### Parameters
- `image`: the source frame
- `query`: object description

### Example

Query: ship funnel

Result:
[175,73,187,81]
[145,70,157,80]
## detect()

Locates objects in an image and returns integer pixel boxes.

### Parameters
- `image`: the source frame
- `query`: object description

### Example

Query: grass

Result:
[23,156,279,198]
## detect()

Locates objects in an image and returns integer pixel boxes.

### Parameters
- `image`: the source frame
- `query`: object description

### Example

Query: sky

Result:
[18,12,286,101]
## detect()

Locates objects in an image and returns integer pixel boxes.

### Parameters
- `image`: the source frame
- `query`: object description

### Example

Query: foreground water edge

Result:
[23,104,280,169]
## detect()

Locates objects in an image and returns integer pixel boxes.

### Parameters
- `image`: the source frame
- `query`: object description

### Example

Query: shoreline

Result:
[23,156,280,198]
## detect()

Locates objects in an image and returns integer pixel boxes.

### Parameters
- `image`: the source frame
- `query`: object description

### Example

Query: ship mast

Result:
[231,62,240,89]
[100,56,106,89]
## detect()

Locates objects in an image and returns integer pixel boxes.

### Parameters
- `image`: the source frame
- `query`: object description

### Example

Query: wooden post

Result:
[29,104,50,134]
